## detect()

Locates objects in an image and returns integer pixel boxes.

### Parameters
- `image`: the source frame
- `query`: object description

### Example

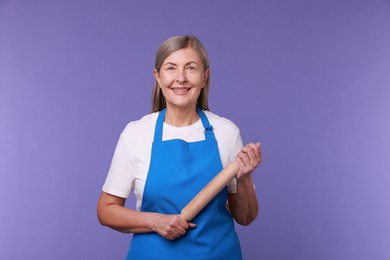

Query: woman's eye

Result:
[187,66,195,71]
[167,67,175,71]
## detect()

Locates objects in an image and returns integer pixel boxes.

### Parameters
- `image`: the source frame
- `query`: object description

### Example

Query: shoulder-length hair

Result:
[152,35,210,112]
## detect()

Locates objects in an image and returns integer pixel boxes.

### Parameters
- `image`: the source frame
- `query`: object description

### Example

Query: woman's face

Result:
[154,47,209,111]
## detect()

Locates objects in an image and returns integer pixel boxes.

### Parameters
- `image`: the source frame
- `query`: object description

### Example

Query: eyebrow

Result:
[163,61,199,66]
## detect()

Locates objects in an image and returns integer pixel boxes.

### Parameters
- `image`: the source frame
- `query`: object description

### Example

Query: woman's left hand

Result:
[236,143,262,180]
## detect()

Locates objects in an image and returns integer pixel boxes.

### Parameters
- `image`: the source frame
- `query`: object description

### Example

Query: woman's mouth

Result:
[170,87,191,95]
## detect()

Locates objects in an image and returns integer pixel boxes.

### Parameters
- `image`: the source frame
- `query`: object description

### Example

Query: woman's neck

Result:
[164,106,199,127]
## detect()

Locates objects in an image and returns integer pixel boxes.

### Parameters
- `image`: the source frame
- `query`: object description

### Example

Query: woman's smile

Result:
[170,87,192,95]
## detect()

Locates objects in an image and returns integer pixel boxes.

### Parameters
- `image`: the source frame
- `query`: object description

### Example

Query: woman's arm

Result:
[228,143,261,226]
[97,192,196,240]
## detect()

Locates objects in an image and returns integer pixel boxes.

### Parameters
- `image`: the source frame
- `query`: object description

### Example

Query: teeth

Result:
[172,88,189,92]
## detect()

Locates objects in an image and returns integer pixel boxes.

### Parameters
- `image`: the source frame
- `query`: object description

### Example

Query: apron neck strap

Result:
[196,107,215,141]
[153,107,215,142]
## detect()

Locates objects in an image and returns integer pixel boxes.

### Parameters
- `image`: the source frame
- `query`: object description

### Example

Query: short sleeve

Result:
[102,134,135,198]
[227,130,244,193]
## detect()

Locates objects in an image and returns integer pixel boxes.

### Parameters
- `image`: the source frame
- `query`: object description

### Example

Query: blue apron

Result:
[127,108,242,260]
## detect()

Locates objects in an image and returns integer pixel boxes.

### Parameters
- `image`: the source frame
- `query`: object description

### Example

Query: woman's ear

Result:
[203,68,210,87]
[154,69,160,86]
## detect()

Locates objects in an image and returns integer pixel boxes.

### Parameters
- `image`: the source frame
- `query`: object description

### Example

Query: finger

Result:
[188,222,197,229]
[242,146,257,167]
[176,226,186,236]
[253,143,261,161]
[168,224,185,236]
[174,225,189,237]
[167,221,185,236]
[166,228,183,240]
[238,151,250,167]
[257,145,262,164]
[243,146,256,162]
[163,228,176,240]
[254,143,262,164]
[246,143,262,165]
[176,216,195,230]
[236,156,246,172]
[248,143,260,155]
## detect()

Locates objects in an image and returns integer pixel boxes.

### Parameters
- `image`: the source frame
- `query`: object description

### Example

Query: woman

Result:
[97,35,261,259]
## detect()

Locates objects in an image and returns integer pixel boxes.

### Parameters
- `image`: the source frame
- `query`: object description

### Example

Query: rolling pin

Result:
[180,161,239,221]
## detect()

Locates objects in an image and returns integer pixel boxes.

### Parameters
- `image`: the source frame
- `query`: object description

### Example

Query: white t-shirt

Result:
[102,110,243,211]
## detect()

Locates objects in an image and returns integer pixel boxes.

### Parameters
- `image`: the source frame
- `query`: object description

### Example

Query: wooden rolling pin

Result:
[180,161,239,221]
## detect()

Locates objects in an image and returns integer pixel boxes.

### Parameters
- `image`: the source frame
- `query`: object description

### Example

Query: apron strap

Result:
[153,107,216,142]
[196,107,215,141]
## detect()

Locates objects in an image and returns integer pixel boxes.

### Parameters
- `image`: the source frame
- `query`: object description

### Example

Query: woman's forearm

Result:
[97,192,157,233]
[98,205,157,233]
[230,142,261,225]
[228,174,259,226]
[97,192,195,239]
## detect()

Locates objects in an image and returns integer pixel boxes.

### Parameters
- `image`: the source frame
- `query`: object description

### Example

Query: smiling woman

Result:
[97,35,262,260]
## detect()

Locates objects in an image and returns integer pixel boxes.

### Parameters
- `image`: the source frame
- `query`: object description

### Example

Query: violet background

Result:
[1,0,390,259]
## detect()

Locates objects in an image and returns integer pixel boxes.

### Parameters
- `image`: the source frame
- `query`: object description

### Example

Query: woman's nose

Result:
[175,69,187,83]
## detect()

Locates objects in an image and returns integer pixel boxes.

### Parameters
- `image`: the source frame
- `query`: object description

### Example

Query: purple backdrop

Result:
[1,0,390,259]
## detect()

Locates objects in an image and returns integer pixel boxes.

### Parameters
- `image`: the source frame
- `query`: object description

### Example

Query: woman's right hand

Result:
[152,214,196,240]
